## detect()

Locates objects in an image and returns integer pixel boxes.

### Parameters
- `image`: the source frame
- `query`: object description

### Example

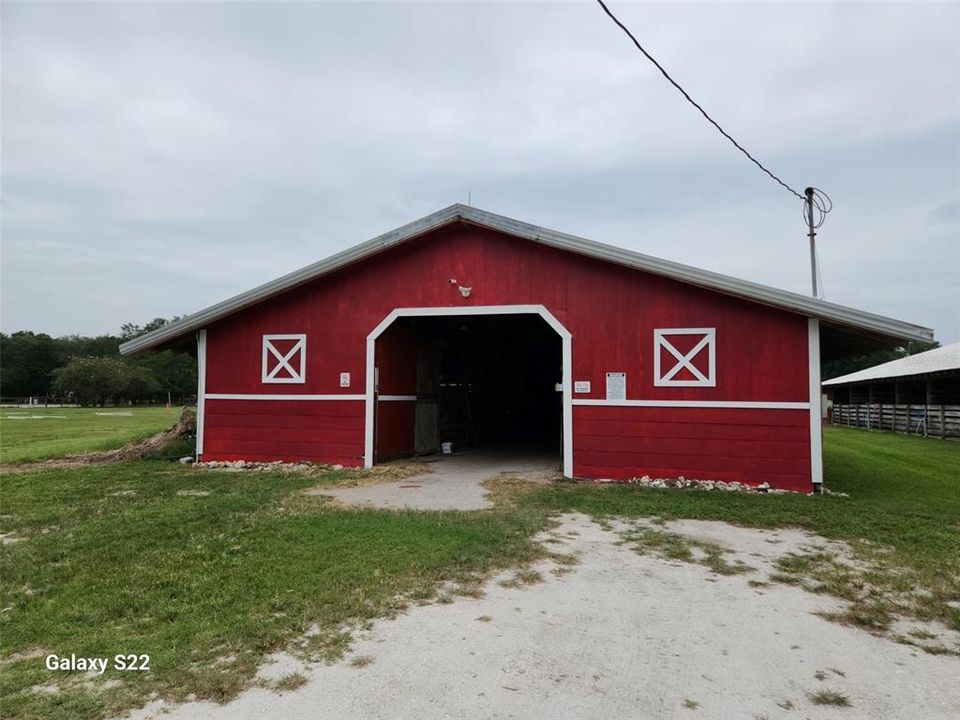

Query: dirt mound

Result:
[7,408,196,473]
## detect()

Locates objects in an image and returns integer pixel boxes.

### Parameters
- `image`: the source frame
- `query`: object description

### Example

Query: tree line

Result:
[0,318,196,406]
[0,318,938,405]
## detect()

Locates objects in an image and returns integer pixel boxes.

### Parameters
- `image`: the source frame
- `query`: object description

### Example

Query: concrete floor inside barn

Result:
[314,447,561,511]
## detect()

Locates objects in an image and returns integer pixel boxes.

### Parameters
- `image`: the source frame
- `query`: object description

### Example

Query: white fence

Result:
[0,397,78,408]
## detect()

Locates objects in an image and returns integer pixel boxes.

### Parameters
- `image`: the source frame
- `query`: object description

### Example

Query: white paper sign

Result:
[574,381,591,394]
[606,372,626,400]
[340,372,351,388]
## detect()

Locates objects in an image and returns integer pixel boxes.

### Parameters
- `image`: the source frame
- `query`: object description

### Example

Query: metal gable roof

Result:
[119,203,933,355]
[822,342,960,386]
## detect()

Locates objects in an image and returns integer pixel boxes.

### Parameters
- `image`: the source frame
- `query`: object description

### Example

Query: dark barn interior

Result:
[391,314,562,458]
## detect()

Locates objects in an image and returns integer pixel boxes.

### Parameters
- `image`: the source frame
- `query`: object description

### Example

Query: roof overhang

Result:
[120,204,934,356]
[823,342,960,386]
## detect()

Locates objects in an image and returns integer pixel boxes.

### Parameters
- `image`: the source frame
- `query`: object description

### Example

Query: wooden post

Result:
[893,383,900,433]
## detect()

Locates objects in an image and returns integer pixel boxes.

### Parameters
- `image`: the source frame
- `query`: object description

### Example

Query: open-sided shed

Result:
[121,205,932,492]
[824,342,959,438]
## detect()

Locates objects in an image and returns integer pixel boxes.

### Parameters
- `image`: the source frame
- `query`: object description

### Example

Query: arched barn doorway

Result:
[364,306,573,477]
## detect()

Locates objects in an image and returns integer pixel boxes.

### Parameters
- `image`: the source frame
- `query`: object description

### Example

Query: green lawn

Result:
[0,426,957,719]
[0,407,182,464]
[0,464,546,720]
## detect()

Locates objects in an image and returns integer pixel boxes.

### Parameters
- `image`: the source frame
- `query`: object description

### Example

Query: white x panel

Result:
[262,334,307,384]
[653,328,716,387]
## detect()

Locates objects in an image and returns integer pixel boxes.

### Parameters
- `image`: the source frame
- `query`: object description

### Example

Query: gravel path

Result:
[125,514,960,720]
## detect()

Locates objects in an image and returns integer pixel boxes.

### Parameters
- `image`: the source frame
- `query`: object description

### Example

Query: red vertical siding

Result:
[573,406,811,491]
[374,323,417,458]
[373,402,416,459]
[203,399,364,466]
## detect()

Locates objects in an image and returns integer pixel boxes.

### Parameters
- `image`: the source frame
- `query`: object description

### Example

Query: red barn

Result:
[121,205,932,492]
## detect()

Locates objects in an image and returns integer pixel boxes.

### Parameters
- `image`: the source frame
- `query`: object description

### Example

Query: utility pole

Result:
[805,187,818,298]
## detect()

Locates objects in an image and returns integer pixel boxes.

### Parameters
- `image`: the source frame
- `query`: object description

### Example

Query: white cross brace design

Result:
[653,328,716,387]
[262,335,306,384]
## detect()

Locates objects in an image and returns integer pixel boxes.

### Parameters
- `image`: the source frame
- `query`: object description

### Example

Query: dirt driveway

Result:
[127,514,959,720]
[316,449,559,510]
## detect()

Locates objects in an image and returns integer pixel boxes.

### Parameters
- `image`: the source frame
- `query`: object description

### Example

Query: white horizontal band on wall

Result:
[205,393,365,401]
[207,394,804,408]
[572,399,809,410]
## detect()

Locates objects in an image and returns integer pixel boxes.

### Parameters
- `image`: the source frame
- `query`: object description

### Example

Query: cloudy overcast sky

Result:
[2,1,958,343]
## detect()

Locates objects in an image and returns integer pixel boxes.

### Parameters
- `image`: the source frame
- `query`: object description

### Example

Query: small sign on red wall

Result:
[605,372,626,400]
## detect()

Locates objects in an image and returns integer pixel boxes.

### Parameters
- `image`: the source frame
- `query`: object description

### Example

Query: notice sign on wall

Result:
[574,381,591,394]
[606,372,626,400]
[340,372,351,388]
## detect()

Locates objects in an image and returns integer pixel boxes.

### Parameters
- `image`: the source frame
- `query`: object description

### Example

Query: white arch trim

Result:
[364,305,574,478]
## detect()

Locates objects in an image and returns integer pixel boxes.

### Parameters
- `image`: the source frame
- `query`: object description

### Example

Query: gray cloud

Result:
[928,200,960,226]
[2,1,958,342]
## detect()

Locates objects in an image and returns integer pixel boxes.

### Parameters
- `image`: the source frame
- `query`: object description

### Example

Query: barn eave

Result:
[119,203,933,356]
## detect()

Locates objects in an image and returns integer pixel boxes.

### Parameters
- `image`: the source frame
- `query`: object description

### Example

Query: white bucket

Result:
[441,442,453,455]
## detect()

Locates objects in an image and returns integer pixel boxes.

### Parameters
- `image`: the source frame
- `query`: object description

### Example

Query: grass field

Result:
[0,407,182,464]
[0,425,957,719]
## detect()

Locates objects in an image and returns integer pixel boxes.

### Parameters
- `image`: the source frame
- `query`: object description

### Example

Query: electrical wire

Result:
[594,0,805,201]
[594,0,836,299]
[804,187,832,299]
[802,187,832,299]
[804,186,833,228]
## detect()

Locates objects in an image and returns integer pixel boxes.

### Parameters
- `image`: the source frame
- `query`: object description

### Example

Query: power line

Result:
[593,0,805,201]
[804,186,833,229]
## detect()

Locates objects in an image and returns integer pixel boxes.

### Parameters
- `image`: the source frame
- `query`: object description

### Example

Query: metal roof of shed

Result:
[823,342,960,386]
[120,203,933,356]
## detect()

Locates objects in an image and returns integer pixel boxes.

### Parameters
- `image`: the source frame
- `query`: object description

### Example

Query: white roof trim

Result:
[823,341,959,386]
[120,203,933,355]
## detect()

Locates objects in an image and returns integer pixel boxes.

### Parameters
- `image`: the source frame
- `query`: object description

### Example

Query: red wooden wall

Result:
[573,407,810,490]
[374,323,417,459]
[203,399,364,464]
[200,221,812,489]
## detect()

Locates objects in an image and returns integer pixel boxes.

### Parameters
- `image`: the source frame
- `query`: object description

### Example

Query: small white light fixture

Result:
[458,286,472,298]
